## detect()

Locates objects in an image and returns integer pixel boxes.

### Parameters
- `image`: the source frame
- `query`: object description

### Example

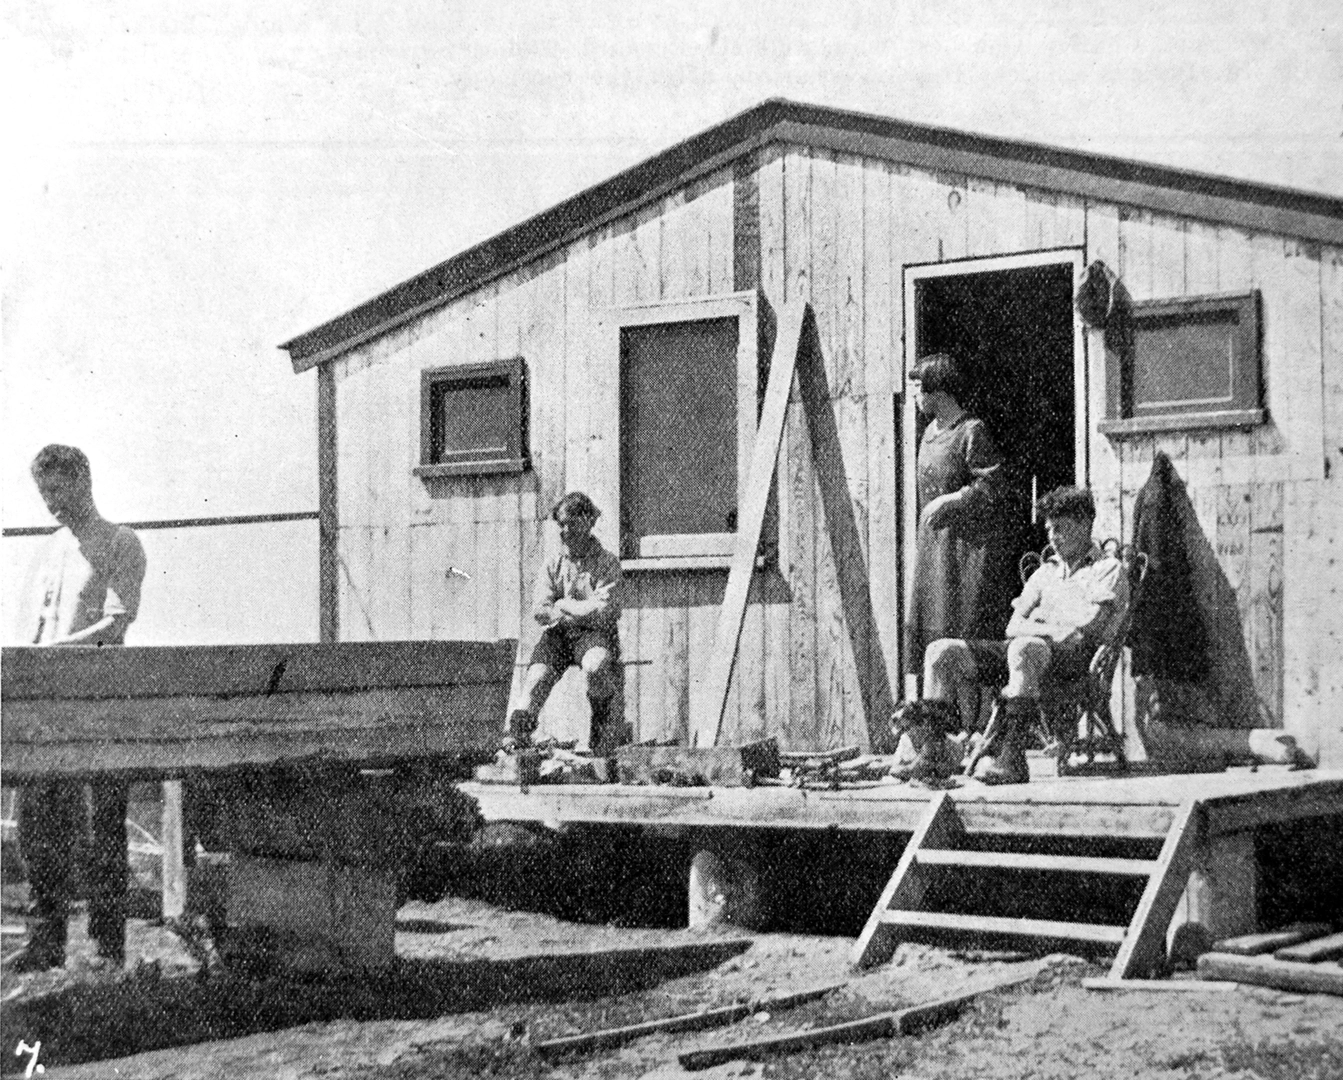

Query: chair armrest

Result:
[1089,642,1118,679]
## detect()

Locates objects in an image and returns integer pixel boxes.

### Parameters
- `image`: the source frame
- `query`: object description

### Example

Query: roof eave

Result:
[280,99,1343,372]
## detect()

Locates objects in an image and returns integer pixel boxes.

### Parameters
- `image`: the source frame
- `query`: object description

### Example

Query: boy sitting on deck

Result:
[507,492,626,755]
[920,486,1129,785]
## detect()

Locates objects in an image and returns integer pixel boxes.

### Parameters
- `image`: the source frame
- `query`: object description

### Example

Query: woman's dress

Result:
[905,415,1017,676]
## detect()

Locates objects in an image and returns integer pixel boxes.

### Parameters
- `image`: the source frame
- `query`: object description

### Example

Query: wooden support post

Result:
[695,300,809,748]
[1167,826,1257,964]
[224,854,396,975]
[160,780,186,921]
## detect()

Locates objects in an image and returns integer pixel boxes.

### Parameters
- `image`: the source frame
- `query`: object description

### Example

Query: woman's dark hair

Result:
[31,444,91,482]
[552,491,600,521]
[1036,485,1096,523]
[908,353,966,401]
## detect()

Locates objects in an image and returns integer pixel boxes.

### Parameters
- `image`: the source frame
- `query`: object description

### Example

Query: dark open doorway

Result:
[913,261,1078,558]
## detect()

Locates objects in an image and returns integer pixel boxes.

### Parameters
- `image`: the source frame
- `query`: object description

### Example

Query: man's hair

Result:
[552,491,600,522]
[31,444,91,482]
[1036,485,1096,523]
[908,353,967,401]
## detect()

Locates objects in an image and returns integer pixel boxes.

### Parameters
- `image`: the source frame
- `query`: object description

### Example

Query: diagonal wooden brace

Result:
[692,300,810,749]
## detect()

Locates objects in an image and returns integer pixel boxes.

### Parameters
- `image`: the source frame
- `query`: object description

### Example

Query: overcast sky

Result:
[3,0,1341,529]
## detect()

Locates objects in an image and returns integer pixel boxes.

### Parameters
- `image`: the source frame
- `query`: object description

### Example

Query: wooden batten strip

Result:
[318,363,340,642]
[693,300,809,748]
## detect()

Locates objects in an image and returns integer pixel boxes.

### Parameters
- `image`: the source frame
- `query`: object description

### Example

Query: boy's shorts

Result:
[529,625,617,671]
[963,638,1094,687]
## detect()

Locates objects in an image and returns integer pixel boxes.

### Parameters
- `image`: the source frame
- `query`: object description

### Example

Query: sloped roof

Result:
[281,98,1343,371]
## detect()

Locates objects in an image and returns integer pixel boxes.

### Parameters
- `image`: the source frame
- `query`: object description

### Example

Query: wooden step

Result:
[915,850,1156,877]
[881,909,1128,945]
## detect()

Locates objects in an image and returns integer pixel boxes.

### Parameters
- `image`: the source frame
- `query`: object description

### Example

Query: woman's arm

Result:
[922,421,1003,528]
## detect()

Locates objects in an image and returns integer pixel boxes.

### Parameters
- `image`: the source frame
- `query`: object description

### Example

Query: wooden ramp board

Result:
[2,640,516,781]
[851,791,1204,979]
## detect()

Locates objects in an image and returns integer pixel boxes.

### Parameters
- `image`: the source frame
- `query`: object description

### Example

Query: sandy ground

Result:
[4,882,1342,1080]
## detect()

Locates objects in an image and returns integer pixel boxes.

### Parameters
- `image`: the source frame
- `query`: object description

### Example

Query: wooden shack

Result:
[280,100,1343,768]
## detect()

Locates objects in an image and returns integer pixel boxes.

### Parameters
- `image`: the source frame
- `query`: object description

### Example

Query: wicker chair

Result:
[1017,539,1148,774]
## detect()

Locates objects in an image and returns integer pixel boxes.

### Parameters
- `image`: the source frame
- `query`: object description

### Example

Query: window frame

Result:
[1099,290,1264,436]
[413,356,529,478]
[603,291,760,569]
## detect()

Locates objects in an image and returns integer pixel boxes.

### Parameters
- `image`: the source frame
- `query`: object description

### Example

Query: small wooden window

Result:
[1100,291,1264,436]
[414,357,528,478]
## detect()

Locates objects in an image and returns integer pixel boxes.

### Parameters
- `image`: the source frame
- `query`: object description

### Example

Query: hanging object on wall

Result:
[1075,260,1119,328]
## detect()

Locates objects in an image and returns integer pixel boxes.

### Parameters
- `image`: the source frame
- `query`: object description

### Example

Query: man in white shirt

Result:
[16,444,146,971]
[922,487,1128,784]
[508,492,625,754]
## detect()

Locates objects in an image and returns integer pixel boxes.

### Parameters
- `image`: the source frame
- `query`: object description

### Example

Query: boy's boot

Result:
[973,697,1032,786]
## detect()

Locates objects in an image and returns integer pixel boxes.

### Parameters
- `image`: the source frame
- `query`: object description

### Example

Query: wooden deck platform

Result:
[459,767,1343,840]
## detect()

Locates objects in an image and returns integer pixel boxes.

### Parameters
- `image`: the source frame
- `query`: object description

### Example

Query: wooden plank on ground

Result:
[1197,952,1343,997]
[1110,799,1203,980]
[1275,932,1343,964]
[851,791,963,969]
[535,980,845,1059]
[1083,978,1236,992]
[694,300,809,748]
[679,960,1047,1071]
[1213,923,1333,957]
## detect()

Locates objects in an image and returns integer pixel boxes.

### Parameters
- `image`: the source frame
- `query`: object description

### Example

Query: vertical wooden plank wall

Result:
[1085,202,1335,755]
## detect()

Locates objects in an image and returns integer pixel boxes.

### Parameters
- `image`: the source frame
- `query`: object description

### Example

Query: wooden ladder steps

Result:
[913,850,1157,877]
[853,791,1205,980]
[880,910,1128,946]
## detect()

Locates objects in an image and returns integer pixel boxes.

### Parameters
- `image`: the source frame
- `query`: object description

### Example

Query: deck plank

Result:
[460,770,1343,840]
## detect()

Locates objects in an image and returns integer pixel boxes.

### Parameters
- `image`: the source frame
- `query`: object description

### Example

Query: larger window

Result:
[611,292,759,563]
[1100,290,1264,435]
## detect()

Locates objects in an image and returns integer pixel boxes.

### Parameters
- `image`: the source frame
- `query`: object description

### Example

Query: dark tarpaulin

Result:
[1128,451,1210,681]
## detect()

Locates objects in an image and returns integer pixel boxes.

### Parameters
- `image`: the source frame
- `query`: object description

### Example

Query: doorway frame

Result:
[899,247,1087,689]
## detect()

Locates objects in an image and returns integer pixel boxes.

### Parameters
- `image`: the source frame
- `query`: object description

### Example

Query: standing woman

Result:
[905,353,1016,727]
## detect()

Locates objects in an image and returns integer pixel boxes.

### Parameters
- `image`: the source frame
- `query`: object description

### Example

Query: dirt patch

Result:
[4,860,1343,1078]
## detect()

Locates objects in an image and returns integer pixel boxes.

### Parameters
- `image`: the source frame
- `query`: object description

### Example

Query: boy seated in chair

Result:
[920,486,1129,785]
[508,491,626,755]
